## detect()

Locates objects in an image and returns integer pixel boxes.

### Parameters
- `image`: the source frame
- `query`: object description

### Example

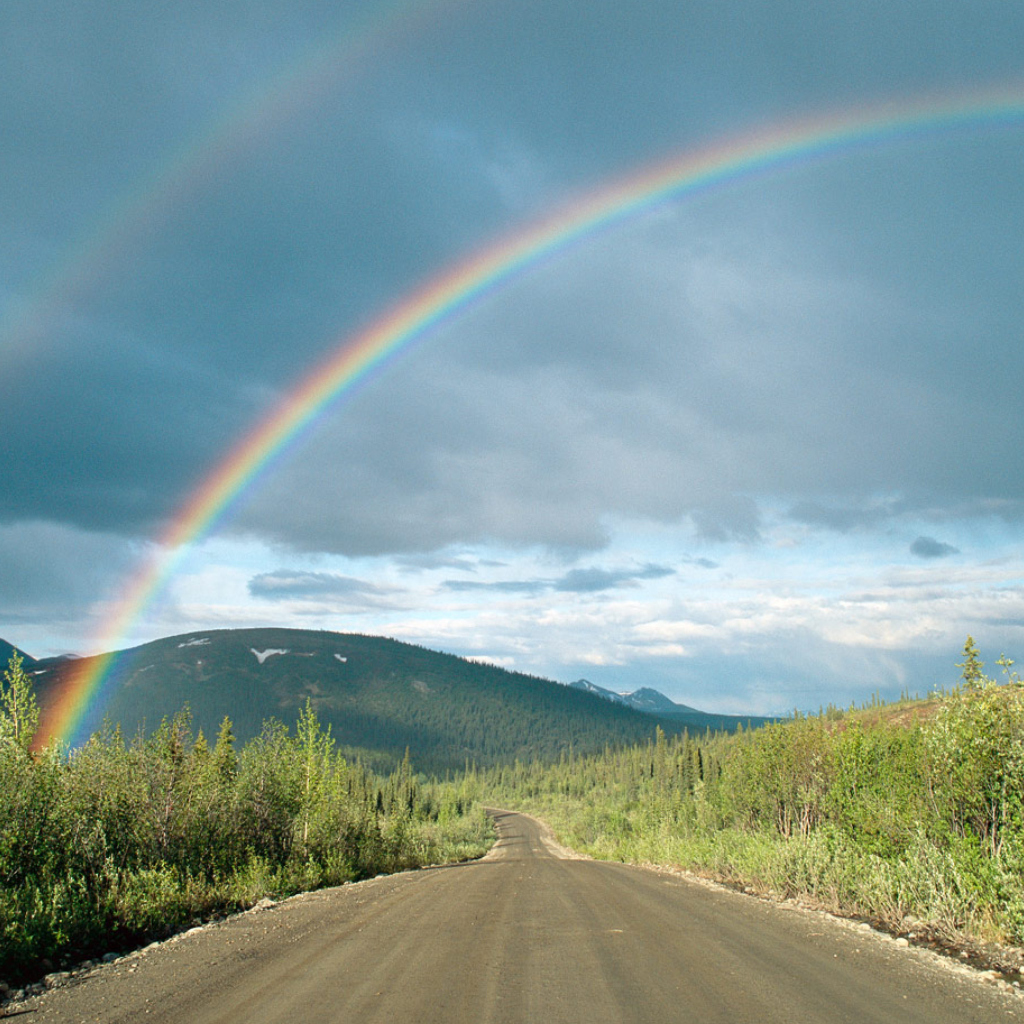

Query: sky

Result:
[2,0,1023,715]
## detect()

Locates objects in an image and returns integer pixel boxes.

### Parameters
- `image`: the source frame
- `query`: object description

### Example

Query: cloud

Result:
[442,563,675,596]
[386,555,1024,713]
[463,654,517,668]
[247,570,397,602]
[7,75,1024,564]
[554,564,675,593]
[394,553,484,573]
[0,521,139,656]
[787,500,900,533]
[442,579,549,595]
[231,218,1024,559]
[686,557,719,570]
[910,536,960,560]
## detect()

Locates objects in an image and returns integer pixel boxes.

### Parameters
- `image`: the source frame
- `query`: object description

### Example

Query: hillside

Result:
[485,660,1024,952]
[31,628,696,771]
[0,638,36,670]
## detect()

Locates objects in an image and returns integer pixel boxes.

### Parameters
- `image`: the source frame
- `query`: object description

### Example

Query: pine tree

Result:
[957,635,985,689]
[213,715,237,779]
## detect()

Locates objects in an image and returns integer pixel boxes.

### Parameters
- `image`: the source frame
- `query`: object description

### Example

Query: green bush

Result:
[483,641,1024,946]
[0,683,492,982]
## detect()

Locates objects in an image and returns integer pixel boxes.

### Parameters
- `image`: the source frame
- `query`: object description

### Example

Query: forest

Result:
[478,639,1024,948]
[28,629,694,773]
[0,652,489,983]
[4,638,1024,987]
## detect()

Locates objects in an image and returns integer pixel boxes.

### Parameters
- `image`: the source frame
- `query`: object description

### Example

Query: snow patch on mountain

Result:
[569,679,690,715]
[251,648,289,665]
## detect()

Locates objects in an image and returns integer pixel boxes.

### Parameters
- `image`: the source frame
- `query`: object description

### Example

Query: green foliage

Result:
[33,629,691,772]
[483,638,1024,947]
[0,650,39,751]
[0,672,493,983]
[957,635,985,689]
[926,676,1024,858]
[10,631,1023,979]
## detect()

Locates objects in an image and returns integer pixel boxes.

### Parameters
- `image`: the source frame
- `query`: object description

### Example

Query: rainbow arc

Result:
[39,82,1024,748]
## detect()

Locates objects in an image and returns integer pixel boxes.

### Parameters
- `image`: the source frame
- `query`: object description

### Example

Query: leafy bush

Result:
[482,641,1024,946]
[0,662,492,983]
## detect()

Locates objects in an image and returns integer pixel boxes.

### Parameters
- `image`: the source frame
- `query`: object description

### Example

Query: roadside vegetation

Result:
[0,652,490,983]
[480,639,1024,948]
[6,635,1023,984]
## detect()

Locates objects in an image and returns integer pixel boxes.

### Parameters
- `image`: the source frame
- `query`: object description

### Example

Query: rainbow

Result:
[1,0,470,374]
[39,81,1024,748]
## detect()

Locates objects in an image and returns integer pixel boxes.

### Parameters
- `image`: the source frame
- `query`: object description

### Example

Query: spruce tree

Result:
[957,635,985,689]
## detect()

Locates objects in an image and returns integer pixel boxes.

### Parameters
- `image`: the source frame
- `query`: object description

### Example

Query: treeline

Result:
[480,640,1024,946]
[0,654,490,983]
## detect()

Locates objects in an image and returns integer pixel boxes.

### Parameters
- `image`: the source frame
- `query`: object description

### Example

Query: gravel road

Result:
[14,809,1024,1023]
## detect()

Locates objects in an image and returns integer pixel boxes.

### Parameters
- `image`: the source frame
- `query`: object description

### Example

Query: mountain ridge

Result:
[569,677,775,731]
[23,628,708,771]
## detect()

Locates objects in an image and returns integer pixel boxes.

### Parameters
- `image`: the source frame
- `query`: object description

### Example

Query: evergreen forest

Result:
[30,629,699,773]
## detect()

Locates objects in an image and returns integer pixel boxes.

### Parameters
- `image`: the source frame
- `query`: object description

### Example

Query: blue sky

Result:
[2,1,1023,713]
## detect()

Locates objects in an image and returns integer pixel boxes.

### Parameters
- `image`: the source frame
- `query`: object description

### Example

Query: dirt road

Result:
[16,810,1024,1022]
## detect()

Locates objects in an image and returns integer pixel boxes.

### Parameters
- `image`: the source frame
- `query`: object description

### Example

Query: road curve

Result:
[17,810,1024,1023]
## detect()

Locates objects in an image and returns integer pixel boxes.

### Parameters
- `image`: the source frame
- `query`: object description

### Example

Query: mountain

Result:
[0,638,37,671]
[568,678,775,732]
[32,628,696,772]
[571,680,691,714]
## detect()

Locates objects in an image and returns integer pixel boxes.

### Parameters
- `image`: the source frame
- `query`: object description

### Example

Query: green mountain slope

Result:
[33,628,694,771]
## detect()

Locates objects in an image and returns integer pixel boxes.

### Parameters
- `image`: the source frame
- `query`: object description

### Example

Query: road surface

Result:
[14,810,1024,1022]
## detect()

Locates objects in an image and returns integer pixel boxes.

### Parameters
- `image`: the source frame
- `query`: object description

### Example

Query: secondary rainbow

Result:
[1,0,470,375]
[40,81,1024,748]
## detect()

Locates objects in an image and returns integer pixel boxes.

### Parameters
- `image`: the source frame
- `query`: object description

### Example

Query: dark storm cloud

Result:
[3,0,1024,566]
[0,331,275,534]
[233,211,1024,556]
[910,536,960,560]
[0,1,549,538]
[0,523,133,607]
[0,522,138,655]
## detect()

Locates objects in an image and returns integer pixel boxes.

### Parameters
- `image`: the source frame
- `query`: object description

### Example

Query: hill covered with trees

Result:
[0,639,34,671]
[32,629,698,771]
